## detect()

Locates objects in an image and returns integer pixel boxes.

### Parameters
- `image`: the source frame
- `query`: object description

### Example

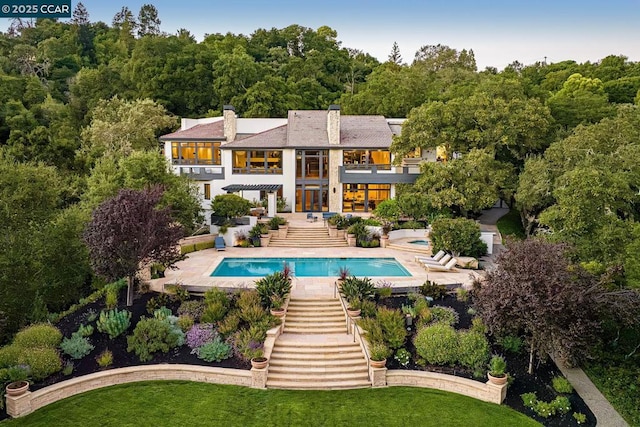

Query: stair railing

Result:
[334,280,350,334]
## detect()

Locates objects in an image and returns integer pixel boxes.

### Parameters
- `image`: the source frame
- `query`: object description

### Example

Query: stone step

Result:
[284,313,345,320]
[267,371,368,382]
[285,326,346,334]
[285,321,346,329]
[266,379,371,390]
[268,242,347,247]
[268,365,368,375]
[272,346,362,356]
[287,300,341,307]
[269,356,366,367]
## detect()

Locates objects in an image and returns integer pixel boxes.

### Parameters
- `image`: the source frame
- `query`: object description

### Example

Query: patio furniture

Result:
[417,253,452,267]
[306,213,318,222]
[214,236,226,251]
[414,250,445,264]
[425,258,458,272]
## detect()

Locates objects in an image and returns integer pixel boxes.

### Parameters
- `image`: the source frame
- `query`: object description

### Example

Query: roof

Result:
[221,184,283,192]
[340,116,393,148]
[221,125,288,149]
[159,120,225,141]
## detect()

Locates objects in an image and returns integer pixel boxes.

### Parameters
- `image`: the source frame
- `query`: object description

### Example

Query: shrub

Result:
[62,361,74,376]
[238,302,267,324]
[552,395,572,415]
[430,217,487,257]
[369,342,391,361]
[268,216,287,230]
[127,317,184,362]
[5,365,30,382]
[455,287,469,302]
[177,315,195,332]
[178,300,205,321]
[499,334,523,353]
[217,312,241,338]
[97,309,131,339]
[414,323,458,365]
[470,317,487,334]
[0,345,22,368]
[13,324,63,349]
[236,290,262,311]
[60,333,94,359]
[357,317,385,345]
[457,330,490,376]
[394,348,411,367]
[573,412,587,424]
[153,306,173,320]
[488,355,507,376]
[19,347,62,380]
[400,220,424,229]
[414,298,432,323]
[360,300,378,318]
[76,324,94,337]
[165,283,190,302]
[194,241,215,251]
[533,400,556,418]
[195,336,232,362]
[105,288,118,309]
[232,326,266,361]
[375,282,393,299]
[377,307,407,349]
[180,244,196,255]
[521,392,537,408]
[430,306,459,326]
[255,271,292,309]
[146,293,171,314]
[340,276,375,305]
[186,323,216,351]
[201,301,228,323]
[96,350,113,368]
[552,376,574,394]
[420,280,447,299]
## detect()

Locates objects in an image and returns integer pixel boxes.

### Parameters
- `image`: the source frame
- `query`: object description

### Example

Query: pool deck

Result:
[150,243,482,297]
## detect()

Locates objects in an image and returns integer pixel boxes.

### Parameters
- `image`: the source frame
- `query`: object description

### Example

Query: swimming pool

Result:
[408,240,430,246]
[210,257,412,277]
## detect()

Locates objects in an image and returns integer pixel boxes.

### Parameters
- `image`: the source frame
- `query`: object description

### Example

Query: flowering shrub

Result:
[394,348,411,367]
[185,324,216,352]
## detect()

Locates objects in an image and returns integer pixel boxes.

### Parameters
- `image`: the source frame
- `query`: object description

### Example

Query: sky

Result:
[4,0,640,70]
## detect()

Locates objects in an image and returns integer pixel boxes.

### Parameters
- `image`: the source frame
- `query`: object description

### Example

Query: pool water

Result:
[408,240,430,246]
[210,257,412,277]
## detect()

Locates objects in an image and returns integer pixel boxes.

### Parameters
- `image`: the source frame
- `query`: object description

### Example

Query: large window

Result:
[232,150,282,174]
[342,184,391,212]
[343,150,390,169]
[171,142,221,165]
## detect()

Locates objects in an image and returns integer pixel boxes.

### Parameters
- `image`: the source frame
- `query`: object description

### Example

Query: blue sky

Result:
[4,0,640,69]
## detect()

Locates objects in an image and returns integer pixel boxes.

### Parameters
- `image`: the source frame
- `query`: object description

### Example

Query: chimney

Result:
[327,104,340,145]
[223,105,236,143]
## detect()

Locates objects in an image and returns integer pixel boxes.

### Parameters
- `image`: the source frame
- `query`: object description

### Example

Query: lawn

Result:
[496,208,526,240]
[3,381,540,427]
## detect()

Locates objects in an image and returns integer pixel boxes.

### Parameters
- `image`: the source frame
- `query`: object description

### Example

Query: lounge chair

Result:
[214,236,226,251]
[414,250,445,264]
[306,213,318,222]
[425,258,458,272]
[418,253,452,267]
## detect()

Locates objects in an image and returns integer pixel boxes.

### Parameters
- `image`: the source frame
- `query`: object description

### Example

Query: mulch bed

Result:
[2,291,596,426]
[379,294,596,427]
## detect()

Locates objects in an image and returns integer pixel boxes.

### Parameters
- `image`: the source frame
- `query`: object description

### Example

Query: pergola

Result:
[221,184,283,217]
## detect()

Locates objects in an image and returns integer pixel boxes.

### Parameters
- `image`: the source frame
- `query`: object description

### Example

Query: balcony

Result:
[339,164,420,184]
[179,166,225,181]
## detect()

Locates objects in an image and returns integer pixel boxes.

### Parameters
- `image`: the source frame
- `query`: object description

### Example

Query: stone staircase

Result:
[386,242,431,254]
[269,226,348,248]
[267,297,370,390]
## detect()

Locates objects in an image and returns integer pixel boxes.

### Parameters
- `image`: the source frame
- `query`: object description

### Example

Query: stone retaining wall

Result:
[386,370,507,405]
[6,365,252,418]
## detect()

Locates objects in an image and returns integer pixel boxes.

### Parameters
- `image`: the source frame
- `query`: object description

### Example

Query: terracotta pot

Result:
[270,308,285,317]
[487,373,508,385]
[369,359,387,369]
[251,357,268,369]
[6,381,29,396]
[347,308,361,317]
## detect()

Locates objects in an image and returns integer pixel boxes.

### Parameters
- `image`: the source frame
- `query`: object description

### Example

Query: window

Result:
[171,142,221,165]
[203,183,211,200]
[232,150,282,174]
[342,183,390,212]
[343,150,390,168]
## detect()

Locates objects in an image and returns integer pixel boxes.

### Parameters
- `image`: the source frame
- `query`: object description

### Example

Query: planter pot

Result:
[369,359,387,369]
[337,229,346,239]
[251,357,269,369]
[270,308,285,317]
[380,235,389,248]
[347,234,356,247]
[260,235,270,247]
[487,373,508,385]
[278,226,288,238]
[327,225,338,237]
[269,229,279,237]
[347,307,361,317]
[6,381,29,396]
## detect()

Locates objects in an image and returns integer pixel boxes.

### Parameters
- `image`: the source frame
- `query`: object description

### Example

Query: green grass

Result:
[496,209,526,240]
[3,381,540,427]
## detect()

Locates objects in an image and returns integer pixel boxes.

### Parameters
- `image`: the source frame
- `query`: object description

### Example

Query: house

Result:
[160,105,426,222]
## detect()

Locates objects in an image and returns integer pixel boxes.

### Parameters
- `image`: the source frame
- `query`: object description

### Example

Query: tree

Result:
[137,4,161,37]
[210,194,252,220]
[79,96,176,166]
[373,198,400,223]
[388,42,402,65]
[84,187,184,306]
[474,239,640,372]
[430,218,487,257]
[71,2,89,25]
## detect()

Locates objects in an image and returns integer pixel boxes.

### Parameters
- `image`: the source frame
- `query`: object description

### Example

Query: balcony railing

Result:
[339,164,420,184]
[172,159,220,165]
[179,166,225,180]
[232,167,283,175]
[342,163,392,171]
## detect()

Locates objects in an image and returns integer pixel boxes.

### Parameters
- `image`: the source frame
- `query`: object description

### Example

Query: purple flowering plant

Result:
[186,323,216,352]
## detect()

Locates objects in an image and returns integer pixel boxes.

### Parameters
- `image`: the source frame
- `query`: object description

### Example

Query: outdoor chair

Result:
[425,258,458,272]
[214,236,226,251]
[414,250,445,264]
[417,253,452,267]
[306,213,318,222]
